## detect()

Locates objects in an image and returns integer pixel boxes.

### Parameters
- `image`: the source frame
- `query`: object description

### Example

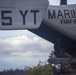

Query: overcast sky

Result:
[0,0,76,71]
[0,30,54,71]
[49,0,76,5]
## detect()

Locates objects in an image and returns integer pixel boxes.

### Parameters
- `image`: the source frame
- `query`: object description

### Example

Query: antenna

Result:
[60,0,67,5]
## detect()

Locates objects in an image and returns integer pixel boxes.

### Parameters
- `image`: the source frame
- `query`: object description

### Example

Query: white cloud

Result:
[0,35,54,70]
[0,35,53,57]
[49,0,60,5]
[49,0,76,5]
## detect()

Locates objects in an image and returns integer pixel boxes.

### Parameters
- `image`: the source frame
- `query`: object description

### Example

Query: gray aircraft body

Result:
[0,0,76,57]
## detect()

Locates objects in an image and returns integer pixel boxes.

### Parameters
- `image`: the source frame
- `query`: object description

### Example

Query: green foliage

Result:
[26,62,53,75]
[0,62,54,75]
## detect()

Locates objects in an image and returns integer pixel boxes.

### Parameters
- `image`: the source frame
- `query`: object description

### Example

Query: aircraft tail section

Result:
[0,0,49,30]
[43,4,76,41]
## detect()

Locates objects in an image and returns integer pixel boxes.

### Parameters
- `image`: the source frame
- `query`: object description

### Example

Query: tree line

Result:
[0,62,54,75]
